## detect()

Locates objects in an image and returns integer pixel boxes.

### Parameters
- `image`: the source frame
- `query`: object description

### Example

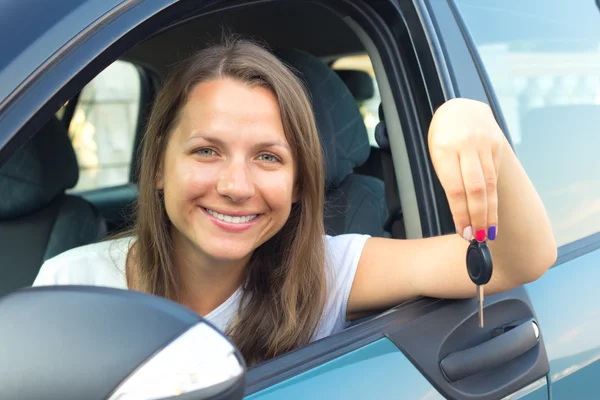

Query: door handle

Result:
[440,318,540,382]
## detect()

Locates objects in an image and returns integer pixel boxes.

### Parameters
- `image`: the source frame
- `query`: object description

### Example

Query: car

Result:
[0,0,599,399]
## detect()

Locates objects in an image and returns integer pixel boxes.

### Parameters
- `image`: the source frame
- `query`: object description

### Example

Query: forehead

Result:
[183,78,282,125]
[168,78,293,152]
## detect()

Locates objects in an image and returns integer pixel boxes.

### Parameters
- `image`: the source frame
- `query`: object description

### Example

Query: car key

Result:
[466,239,493,328]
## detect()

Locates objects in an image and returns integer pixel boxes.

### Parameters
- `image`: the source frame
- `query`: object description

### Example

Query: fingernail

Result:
[475,229,486,242]
[462,226,473,241]
[488,225,497,240]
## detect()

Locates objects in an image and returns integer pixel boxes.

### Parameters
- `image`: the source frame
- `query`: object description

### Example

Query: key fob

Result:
[466,239,493,286]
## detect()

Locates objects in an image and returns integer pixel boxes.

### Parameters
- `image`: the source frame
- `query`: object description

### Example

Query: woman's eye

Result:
[258,153,280,163]
[196,148,217,157]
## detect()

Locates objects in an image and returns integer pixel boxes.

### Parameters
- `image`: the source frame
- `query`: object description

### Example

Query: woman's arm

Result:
[347,98,557,317]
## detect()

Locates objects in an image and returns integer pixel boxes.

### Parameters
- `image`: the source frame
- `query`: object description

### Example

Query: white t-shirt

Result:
[32,234,370,342]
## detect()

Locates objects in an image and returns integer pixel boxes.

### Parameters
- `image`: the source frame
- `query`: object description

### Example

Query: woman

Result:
[33,38,557,365]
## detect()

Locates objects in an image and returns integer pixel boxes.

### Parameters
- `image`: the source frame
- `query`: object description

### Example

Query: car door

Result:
[450,1,600,398]
[244,0,551,399]
[0,1,552,399]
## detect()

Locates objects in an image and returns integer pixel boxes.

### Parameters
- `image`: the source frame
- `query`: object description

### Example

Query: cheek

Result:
[258,170,296,211]
[164,158,217,202]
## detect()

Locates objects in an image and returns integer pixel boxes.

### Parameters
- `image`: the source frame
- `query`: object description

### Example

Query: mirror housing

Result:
[0,286,246,400]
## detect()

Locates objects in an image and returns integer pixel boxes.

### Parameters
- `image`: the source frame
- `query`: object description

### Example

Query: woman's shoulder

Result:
[323,233,371,273]
[324,233,371,260]
[32,236,134,288]
[325,233,371,249]
[311,233,372,341]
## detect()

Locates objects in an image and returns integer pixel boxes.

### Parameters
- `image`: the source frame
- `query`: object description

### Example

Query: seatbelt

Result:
[375,106,406,239]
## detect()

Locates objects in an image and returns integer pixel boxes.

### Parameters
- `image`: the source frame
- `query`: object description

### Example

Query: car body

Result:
[1,0,599,399]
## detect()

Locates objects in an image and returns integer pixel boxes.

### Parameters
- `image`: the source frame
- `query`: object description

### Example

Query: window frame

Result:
[0,0,551,398]
[0,0,446,389]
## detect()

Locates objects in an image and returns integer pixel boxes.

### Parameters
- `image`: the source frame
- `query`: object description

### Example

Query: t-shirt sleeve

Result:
[315,233,370,340]
[31,239,130,288]
[32,254,86,286]
[32,259,60,286]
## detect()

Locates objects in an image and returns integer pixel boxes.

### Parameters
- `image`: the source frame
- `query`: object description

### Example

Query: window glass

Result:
[332,55,381,147]
[455,0,600,246]
[65,60,141,192]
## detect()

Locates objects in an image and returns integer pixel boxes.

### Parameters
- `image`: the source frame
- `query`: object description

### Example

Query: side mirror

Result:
[0,286,246,400]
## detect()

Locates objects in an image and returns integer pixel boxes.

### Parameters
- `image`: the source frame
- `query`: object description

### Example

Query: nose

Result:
[216,159,255,202]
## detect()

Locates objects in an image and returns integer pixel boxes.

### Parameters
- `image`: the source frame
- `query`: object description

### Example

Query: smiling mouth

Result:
[204,208,259,224]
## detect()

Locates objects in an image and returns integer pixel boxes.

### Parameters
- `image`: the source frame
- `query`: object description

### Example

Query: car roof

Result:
[0,0,127,107]
[0,0,365,108]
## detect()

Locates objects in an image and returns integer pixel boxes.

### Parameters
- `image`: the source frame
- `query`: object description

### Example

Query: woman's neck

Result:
[171,231,249,317]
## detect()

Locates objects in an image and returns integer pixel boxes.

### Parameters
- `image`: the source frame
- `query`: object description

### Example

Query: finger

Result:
[481,151,498,240]
[459,149,487,242]
[434,153,472,241]
[491,129,504,176]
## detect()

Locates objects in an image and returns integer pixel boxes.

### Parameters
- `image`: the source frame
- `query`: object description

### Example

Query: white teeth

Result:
[205,208,258,223]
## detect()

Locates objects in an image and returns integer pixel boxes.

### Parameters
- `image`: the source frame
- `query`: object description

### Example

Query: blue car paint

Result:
[525,248,600,399]
[245,336,551,399]
[0,1,595,398]
[245,338,445,400]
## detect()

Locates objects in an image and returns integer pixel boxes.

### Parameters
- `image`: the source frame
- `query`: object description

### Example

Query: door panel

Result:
[525,242,600,399]
[245,338,444,400]
[246,290,549,399]
[386,288,548,399]
[448,0,600,398]
[396,0,552,397]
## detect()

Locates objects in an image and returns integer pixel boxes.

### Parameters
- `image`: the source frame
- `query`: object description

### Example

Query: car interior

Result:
[0,1,420,312]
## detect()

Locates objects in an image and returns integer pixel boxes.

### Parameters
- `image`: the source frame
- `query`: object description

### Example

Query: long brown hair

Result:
[128,36,327,365]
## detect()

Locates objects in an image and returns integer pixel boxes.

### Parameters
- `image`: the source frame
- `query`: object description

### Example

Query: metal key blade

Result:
[477,285,484,328]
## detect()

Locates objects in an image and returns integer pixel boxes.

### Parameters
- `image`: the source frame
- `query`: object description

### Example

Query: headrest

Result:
[0,116,79,219]
[275,48,370,187]
[335,69,375,102]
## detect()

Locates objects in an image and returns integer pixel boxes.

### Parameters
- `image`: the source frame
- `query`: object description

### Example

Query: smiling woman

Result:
[32,35,557,367]
[34,37,340,366]
[160,79,298,264]
[125,42,339,366]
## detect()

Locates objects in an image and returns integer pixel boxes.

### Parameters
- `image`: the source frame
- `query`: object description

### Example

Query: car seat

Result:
[0,116,107,295]
[275,48,388,237]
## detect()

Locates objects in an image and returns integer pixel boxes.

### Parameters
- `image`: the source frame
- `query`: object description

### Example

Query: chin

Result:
[200,240,257,263]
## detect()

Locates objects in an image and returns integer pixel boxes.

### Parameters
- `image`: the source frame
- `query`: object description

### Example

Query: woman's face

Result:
[159,78,298,263]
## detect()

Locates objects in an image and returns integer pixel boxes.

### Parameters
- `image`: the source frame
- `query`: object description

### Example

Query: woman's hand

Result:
[428,98,505,242]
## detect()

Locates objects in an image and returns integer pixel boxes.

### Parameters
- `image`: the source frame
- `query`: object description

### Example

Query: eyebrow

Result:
[188,133,291,151]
